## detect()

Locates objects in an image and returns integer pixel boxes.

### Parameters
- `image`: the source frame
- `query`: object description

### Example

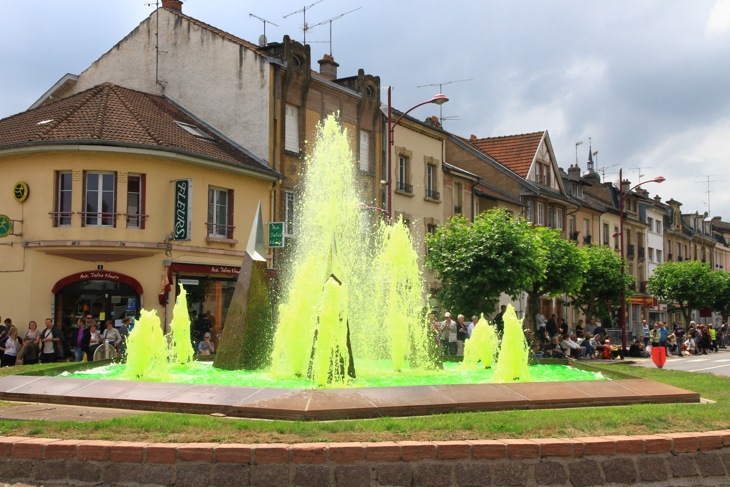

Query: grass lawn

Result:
[0,363,728,444]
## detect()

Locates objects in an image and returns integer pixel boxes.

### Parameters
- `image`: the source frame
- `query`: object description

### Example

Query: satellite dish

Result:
[258,34,267,47]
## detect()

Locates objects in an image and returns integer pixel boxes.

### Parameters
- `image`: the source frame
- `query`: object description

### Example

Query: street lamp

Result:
[618,168,665,351]
[386,86,449,218]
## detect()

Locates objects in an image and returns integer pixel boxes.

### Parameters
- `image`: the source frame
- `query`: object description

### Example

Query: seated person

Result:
[100,320,122,349]
[544,335,565,359]
[560,334,584,359]
[628,339,650,358]
[580,332,597,359]
[197,332,216,355]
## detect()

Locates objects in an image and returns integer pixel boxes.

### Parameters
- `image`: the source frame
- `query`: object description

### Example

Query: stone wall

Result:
[0,431,729,486]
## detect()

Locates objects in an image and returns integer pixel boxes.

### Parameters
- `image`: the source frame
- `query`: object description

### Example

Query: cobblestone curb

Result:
[0,430,728,486]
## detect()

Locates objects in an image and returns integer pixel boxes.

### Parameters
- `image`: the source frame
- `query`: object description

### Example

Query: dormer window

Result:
[175,121,214,141]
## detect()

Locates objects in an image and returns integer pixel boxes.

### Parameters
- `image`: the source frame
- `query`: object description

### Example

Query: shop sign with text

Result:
[173,179,192,241]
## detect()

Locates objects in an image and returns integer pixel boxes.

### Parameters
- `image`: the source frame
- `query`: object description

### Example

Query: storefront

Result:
[170,263,240,345]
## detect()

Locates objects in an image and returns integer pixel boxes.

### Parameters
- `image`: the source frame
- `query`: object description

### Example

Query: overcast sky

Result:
[2,1,729,219]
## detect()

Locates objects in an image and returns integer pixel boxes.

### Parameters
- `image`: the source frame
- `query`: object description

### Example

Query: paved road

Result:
[629,347,730,376]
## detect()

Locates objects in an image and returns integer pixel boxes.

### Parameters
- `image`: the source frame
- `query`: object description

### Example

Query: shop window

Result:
[207,186,234,238]
[54,171,73,227]
[126,174,146,229]
[83,171,116,227]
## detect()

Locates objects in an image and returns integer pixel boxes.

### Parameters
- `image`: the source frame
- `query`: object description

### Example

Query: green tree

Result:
[647,260,717,325]
[568,245,632,323]
[425,209,540,315]
[710,271,730,323]
[526,227,587,328]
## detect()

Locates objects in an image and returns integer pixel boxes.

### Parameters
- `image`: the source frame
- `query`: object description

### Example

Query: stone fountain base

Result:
[0,361,698,420]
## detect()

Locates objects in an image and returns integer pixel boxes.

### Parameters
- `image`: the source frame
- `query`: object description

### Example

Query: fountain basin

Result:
[0,360,699,420]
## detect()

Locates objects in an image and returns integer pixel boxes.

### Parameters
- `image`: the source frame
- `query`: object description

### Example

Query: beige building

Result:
[0,83,279,346]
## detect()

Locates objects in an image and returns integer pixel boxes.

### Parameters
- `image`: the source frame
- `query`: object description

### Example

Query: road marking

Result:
[714,359,730,363]
[693,364,730,372]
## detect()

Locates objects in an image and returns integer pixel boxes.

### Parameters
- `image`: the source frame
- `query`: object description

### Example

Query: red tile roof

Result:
[469,131,545,178]
[0,83,277,177]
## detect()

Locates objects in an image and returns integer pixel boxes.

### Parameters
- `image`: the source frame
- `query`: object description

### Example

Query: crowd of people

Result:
[0,314,130,366]
[429,308,729,362]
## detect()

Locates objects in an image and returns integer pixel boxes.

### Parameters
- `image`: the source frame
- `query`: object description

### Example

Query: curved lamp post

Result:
[618,168,665,351]
[386,87,449,218]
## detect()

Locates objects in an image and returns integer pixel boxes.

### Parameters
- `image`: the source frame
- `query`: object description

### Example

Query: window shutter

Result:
[285,104,299,153]
[227,189,234,239]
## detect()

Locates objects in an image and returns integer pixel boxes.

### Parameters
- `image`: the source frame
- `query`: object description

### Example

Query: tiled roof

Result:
[0,83,278,178]
[468,131,545,178]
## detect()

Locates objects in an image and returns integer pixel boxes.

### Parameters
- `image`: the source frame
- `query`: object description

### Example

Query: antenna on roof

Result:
[417,78,472,124]
[283,0,324,45]
[249,13,279,46]
[307,7,362,56]
[696,175,728,215]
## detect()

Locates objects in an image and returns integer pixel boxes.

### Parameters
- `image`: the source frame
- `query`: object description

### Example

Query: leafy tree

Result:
[425,209,540,316]
[526,227,587,328]
[568,245,632,323]
[647,260,717,325]
[710,271,730,323]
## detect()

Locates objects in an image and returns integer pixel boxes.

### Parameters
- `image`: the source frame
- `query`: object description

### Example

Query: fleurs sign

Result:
[173,179,192,241]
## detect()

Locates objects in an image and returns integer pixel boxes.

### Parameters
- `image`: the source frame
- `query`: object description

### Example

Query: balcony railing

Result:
[638,247,645,260]
[396,181,413,194]
[570,231,579,242]
[80,212,119,227]
[627,244,635,259]
[206,222,236,239]
[425,189,440,200]
[583,235,592,245]
[454,205,462,214]
[677,255,684,262]
[49,211,73,227]
[667,253,673,261]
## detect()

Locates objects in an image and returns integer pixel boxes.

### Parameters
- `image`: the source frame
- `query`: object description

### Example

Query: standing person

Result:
[467,315,479,338]
[456,314,468,356]
[546,314,558,339]
[0,327,20,366]
[493,305,506,335]
[74,318,87,362]
[658,322,669,350]
[642,320,650,346]
[441,312,457,356]
[86,324,101,361]
[39,318,61,363]
[535,308,547,340]
[674,323,685,349]
[118,317,131,356]
[585,319,597,336]
[23,321,41,344]
[650,322,660,348]
[558,317,568,337]
[575,319,585,338]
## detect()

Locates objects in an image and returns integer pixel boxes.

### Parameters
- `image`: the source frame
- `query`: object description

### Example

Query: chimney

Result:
[621,179,631,193]
[317,54,339,81]
[654,195,662,203]
[162,0,183,12]
[568,164,581,178]
[470,134,477,141]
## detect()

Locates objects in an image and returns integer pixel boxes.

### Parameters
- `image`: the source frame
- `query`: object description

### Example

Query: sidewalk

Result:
[0,402,148,422]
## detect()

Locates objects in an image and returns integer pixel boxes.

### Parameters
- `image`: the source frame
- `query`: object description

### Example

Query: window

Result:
[583,219,590,238]
[84,171,116,227]
[285,104,299,153]
[397,156,411,193]
[359,130,370,172]
[126,174,145,229]
[454,182,464,214]
[425,164,438,200]
[208,187,233,238]
[554,208,564,229]
[54,171,72,227]
[569,215,576,236]
[175,121,214,141]
[655,220,662,235]
[656,250,662,263]
[576,185,583,198]
[647,217,654,232]
[547,205,553,227]
[614,225,619,248]
[526,201,534,223]
[284,190,295,236]
[537,203,545,226]
[603,223,609,245]
[648,247,654,262]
